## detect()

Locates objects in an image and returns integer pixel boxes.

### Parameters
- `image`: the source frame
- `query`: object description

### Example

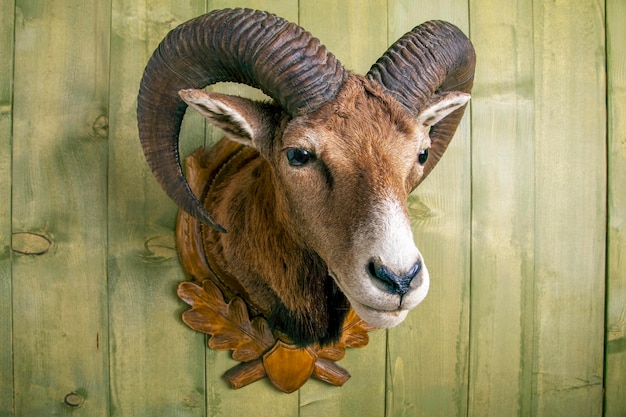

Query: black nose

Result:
[367,258,421,296]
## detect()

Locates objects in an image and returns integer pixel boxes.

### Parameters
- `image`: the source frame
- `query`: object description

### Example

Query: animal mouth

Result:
[355,300,405,315]
[328,269,410,328]
[349,298,411,329]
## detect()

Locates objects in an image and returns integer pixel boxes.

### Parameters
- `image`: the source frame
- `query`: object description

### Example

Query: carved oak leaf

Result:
[340,308,377,348]
[177,152,378,392]
[310,308,378,386]
[178,280,275,362]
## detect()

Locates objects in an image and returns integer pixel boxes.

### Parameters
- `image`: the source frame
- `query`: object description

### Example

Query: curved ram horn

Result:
[367,20,475,183]
[137,8,348,231]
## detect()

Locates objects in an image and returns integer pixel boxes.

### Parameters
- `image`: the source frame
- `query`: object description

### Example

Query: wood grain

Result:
[299,0,388,74]
[0,0,15,414]
[10,0,111,415]
[605,0,626,415]
[385,1,472,416]
[468,1,535,416]
[532,0,606,415]
[1,1,620,415]
[107,1,207,416]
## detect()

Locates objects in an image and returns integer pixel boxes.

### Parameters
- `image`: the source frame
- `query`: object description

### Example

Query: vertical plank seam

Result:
[9,1,17,416]
[384,338,388,411]
[105,1,114,415]
[530,3,537,414]
[602,0,610,413]
[466,0,473,413]
[530,1,538,414]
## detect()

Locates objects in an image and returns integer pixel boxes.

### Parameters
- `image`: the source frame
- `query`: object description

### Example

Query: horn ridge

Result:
[367,20,475,113]
[137,8,347,229]
[367,20,475,183]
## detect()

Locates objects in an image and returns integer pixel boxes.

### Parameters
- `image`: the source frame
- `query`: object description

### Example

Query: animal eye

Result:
[418,148,429,165]
[286,148,313,166]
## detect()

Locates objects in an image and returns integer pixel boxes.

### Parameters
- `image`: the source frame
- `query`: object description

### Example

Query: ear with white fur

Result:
[178,89,278,148]
[418,91,471,127]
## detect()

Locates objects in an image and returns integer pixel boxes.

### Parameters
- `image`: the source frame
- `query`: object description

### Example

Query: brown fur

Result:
[197,76,425,345]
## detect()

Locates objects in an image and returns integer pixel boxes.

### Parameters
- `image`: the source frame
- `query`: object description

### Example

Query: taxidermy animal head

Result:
[137,8,475,346]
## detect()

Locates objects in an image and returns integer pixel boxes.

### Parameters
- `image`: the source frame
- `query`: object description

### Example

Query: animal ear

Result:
[178,89,274,147]
[417,92,471,127]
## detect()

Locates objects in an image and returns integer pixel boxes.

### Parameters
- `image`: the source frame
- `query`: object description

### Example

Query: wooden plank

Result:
[605,0,626,416]
[199,2,301,416]
[299,0,387,74]
[532,1,606,415]
[467,2,535,416]
[107,1,210,416]
[297,1,388,415]
[0,0,15,415]
[385,1,471,416]
[10,0,111,415]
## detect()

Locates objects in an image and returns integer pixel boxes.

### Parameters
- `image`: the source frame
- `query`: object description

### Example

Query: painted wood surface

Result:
[533,2,606,415]
[108,1,208,416]
[0,0,15,415]
[10,1,111,416]
[605,0,626,416]
[468,1,535,415]
[0,0,622,416]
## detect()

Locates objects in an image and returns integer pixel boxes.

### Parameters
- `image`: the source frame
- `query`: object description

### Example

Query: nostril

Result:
[367,259,378,279]
[406,261,421,281]
[367,258,391,284]
[367,258,421,296]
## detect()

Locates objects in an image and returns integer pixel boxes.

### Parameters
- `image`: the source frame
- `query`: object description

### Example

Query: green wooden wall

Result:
[0,0,624,416]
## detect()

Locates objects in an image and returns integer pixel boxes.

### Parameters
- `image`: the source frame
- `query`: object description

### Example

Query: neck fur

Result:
[202,141,349,345]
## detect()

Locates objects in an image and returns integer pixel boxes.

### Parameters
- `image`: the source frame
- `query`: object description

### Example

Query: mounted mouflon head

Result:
[137,8,475,346]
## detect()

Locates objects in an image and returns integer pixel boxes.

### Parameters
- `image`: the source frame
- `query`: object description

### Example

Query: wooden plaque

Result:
[175,150,376,393]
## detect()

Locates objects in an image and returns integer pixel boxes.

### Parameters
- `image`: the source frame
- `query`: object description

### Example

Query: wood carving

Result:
[177,150,376,392]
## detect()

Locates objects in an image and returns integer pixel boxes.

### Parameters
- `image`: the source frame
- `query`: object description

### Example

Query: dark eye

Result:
[418,148,429,165]
[286,148,313,166]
